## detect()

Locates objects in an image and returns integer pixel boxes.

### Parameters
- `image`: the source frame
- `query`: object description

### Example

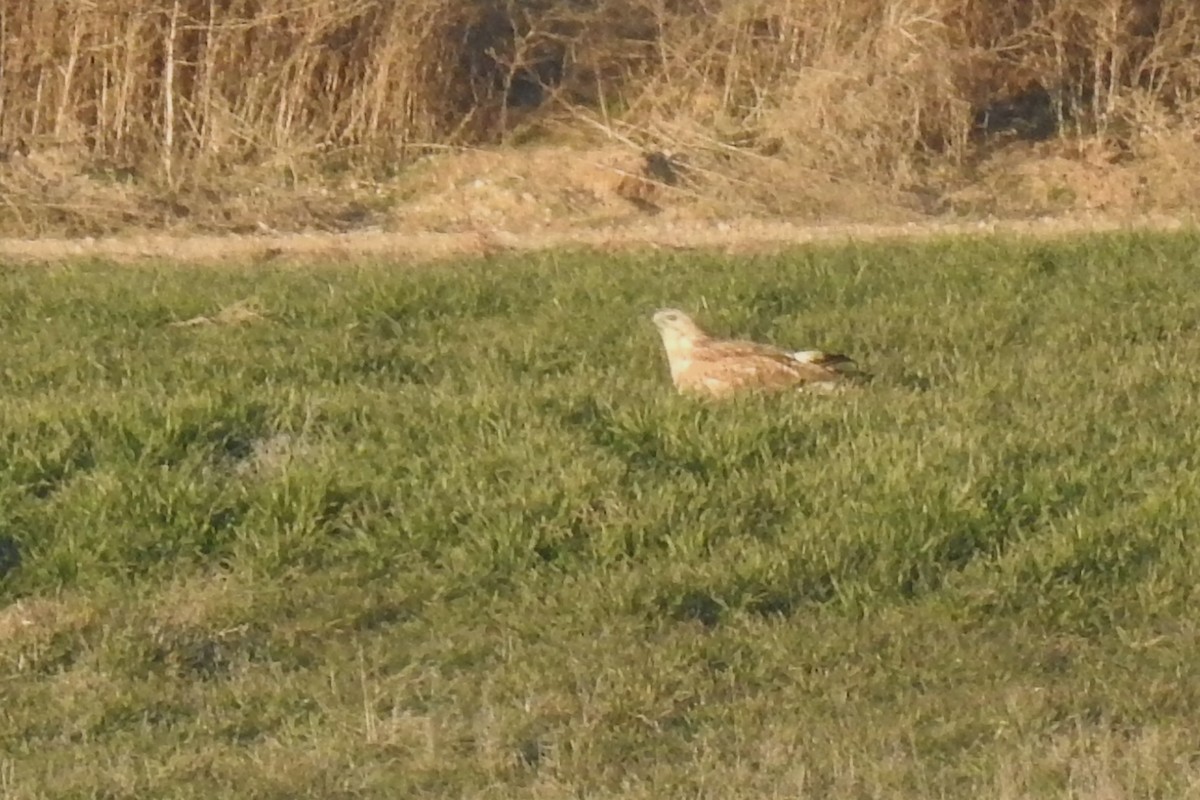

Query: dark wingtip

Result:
[814,353,858,370]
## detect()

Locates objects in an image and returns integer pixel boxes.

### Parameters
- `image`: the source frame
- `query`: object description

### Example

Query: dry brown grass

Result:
[167,297,268,326]
[2,0,1200,235]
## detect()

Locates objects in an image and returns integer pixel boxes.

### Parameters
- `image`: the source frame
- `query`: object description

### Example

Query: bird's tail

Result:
[792,350,874,384]
[791,350,858,370]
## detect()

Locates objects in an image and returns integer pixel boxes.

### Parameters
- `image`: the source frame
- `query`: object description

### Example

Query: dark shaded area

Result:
[0,536,21,580]
[972,87,1063,142]
[665,589,724,628]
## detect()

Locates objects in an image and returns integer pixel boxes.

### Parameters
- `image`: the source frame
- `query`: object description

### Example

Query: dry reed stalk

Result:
[163,0,180,187]
[0,0,1196,195]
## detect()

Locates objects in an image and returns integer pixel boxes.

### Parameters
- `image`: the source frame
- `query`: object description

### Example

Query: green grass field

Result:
[4,231,1200,798]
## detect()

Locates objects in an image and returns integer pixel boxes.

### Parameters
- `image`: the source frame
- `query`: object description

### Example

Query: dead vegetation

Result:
[167,298,268,327]
[1,0,1200,237]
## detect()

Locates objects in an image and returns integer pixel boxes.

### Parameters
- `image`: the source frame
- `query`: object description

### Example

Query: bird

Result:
[650,308,863,397]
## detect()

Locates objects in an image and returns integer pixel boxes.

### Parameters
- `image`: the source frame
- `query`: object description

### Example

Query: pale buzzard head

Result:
[651,308,708,351]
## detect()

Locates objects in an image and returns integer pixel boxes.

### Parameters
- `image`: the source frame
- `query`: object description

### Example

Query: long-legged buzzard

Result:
[651,308,863,397]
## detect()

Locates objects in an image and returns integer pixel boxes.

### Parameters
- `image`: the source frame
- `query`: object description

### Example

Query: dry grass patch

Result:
[0,594,99,667]
[168,298,268,327]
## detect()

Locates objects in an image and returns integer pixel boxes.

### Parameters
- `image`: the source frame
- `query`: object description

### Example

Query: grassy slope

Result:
[3,233,1200,798]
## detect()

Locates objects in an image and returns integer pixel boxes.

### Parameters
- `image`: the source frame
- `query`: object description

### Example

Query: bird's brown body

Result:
[651,308,861,397]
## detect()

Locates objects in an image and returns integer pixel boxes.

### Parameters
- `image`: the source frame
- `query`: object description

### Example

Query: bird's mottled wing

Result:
[699,339,794,362]
[684,343,844,394]
[701,341,843,381]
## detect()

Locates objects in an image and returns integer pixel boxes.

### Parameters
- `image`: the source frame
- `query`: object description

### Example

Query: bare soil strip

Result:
[0,213,1194,266]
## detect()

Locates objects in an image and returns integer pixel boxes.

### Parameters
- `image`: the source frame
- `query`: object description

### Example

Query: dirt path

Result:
[0,213,1193,265]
